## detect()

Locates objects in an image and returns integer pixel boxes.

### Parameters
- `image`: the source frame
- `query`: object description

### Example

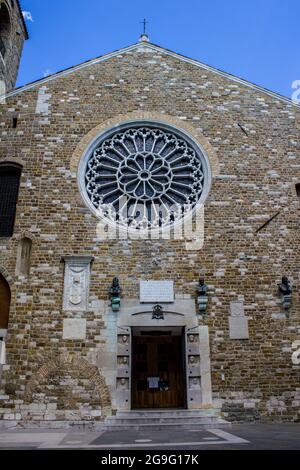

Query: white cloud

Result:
[43,69,54,78]
[22,11,34,22]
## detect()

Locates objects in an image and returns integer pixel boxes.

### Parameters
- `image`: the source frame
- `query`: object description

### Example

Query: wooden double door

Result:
[132,332,186,409]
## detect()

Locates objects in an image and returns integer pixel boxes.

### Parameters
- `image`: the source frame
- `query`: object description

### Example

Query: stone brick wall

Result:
[0,43,299,422]
[0,0,27,93]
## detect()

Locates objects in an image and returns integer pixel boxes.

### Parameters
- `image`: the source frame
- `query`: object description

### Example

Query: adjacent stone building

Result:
[0,26,299,425]
[0,0,28,93]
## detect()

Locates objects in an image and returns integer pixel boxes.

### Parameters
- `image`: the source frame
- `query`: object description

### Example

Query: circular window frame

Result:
[78,120,212,235]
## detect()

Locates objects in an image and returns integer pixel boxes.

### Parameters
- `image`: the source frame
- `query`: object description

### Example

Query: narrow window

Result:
[12,117,18,128]
[16,237,32,276]
[0,274,10,330]
[296,183,300,200]
[0,163,22,237]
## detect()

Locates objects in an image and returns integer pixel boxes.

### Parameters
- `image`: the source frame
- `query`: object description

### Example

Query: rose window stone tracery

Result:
[82,123,210,230]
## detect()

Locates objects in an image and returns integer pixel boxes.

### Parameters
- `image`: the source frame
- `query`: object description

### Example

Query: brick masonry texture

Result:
[0,43,300,422]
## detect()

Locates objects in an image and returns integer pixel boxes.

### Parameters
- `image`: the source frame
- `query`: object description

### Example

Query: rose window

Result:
[82,123,210,230]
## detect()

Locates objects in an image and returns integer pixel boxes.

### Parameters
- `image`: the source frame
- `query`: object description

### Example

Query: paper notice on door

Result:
[147,377,160,389]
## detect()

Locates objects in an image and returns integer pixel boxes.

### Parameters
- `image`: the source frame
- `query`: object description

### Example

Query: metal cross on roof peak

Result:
[140,18,149,35]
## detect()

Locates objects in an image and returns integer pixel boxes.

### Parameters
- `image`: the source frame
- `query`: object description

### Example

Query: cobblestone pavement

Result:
[0,424,299,450]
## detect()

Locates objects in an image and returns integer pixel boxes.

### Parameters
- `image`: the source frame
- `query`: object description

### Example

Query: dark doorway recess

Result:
[0,274,10,329]
[132,327,186,409]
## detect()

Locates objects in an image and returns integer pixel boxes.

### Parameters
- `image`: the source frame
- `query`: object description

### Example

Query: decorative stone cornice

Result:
[61,255,94,264]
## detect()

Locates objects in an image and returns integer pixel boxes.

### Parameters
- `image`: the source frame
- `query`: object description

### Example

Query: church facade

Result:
[0,23,300,424]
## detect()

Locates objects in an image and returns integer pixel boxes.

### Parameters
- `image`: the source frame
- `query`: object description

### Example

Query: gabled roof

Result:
[3,40,300,108]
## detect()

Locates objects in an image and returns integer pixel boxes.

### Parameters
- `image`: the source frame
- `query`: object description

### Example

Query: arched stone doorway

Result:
[0,273,10,383]
[0,273,10,330]
[24,354,112,419]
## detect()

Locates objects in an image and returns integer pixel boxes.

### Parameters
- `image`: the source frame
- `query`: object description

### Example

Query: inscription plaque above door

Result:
[140,280,174,303]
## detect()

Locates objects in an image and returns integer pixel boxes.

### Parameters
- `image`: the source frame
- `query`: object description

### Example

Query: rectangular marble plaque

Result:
[140,280,174,303]
[63,319,87,340]
[230,300,245,317]
[0,329,7,339]
[229,317,249,339]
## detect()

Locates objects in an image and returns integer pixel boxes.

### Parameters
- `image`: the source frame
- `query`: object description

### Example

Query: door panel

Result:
[132,334,184,409]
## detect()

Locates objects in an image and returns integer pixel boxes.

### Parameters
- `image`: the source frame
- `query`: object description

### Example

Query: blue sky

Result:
[18,0,299,99]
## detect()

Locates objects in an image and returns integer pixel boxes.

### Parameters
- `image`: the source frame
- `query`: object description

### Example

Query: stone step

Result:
[106,416,222,424]
[116,409,221,418]
[105,408,231,431]
[105,419,230,431]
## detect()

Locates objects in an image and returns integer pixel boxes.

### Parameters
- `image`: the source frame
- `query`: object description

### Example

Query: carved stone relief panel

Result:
[115,327,131,410]
[186,331,202,408]
[62,256,93,312]
[230,300,245,317]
